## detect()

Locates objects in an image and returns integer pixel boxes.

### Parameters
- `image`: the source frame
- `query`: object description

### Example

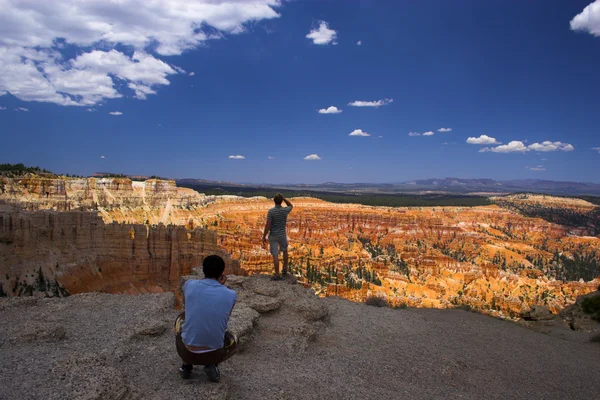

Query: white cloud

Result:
[15,107,29,112]
[408,132,421,137]
[528,165,546,171]
[378,136,383,139]
[228,155,245,160]
[268,156,275,160]
[593,147,600,153]
[357,40,362,46]
[527,141,574,152]
[0,0,281,106]
[100,155,105,159]
[349,129,370,137]
[466,135,500,145]
[318,106,342,114]
[479,147,490,153]
[438,128,452,132]
[189,72,195,76]
[570,0,600,37]
[304,154,321,160]
[490,141,529,153]
[306,21,337,45]
[109,111,123,116]
[0,106,6,110]
[348,98,393,107]
[422,131,435,136]
[86,108,95,112]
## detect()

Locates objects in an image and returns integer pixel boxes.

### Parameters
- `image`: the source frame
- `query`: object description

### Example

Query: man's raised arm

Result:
[283,197,293,209]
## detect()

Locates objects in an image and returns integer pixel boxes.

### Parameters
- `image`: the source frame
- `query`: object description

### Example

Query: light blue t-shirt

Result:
[181,279,237,350]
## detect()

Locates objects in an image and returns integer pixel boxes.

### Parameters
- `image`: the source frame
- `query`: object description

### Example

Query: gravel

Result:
[1,276,599,400]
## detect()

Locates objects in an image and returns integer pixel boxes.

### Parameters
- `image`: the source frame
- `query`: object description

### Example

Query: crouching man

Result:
[175,255,237,382]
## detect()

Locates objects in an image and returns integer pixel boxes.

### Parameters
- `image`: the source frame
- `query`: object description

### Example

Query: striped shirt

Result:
[267,205,292,237]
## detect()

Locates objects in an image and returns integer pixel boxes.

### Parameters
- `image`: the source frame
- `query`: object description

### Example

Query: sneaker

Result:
[179,365,193,379]
[204,364,220,382]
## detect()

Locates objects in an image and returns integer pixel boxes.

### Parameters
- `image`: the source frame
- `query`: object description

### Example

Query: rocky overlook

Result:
[1,272,599,399]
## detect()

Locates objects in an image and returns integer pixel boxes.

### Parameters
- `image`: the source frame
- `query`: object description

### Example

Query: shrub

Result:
[365,296,388,308]
[455,304,472,312]
[581,296,600,322]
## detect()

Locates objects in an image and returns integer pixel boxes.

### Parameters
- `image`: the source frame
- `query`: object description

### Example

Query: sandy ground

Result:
[1,276,599,400]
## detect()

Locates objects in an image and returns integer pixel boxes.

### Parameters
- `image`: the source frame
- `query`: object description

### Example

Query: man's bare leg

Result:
[272,254,280,276]
[282,250,289,275]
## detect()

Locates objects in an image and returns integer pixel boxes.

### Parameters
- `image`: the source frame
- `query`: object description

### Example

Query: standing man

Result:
[262,193,293,280]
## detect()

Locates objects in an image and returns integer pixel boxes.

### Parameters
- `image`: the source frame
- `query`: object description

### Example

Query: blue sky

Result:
[0,0,599,184]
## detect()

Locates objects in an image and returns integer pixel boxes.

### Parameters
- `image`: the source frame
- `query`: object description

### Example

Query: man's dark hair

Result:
[203,255,225,279]
[274,193,284,205]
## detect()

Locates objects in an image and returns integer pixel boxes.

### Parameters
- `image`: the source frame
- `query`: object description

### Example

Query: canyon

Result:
[1,175,599,319]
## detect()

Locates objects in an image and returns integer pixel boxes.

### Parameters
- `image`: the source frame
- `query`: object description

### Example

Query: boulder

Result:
[228,303,260,339]
[243,293,282,314]
[225,275,247,289]
[522,305,554,321]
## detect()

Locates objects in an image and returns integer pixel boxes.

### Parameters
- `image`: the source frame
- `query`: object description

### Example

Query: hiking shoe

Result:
[179,365,193,379]
[204,364,220,382]
[271,275,283,281]
[281,269,288,276]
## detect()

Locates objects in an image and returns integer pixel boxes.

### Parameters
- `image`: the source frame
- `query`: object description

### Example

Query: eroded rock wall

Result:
[0,210,243,299]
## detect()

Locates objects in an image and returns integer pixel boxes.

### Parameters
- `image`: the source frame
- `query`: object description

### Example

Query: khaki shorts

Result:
[269,235,288,256]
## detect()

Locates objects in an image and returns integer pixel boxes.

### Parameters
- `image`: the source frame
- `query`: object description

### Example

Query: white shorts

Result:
[269,235,288,256]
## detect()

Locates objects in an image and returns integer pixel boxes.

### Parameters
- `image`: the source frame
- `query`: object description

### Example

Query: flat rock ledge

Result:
[0,273,329,400]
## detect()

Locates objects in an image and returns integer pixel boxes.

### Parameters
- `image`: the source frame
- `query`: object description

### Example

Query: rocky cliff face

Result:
[0,176,209,214]
[0,209,243,300]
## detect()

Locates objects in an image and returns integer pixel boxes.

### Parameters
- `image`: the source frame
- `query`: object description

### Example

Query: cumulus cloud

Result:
[0,106,6,110]
[528,165,546,171]
[189,72,195,76]
[306,21,338,45]
[100,155,105,159]
[15,107,29,112]
[348,98,393,107]
[466,135,500,145]
[593,147,600,153]
[109,111,123,116]
[438,128,452,132]
[527,141,574,152]
[228,155,245,160]
[349,129,370,137]
[268,156,275,160]
[0,0,281,106]
[318,106,342,114]
[304,154,321,160]
[490,141,530,153]
[570,0,600,37]
[408,132,421,137]
[481,140,575,154]
[357,40,362,46]
[422,131,435,136]
[86,108,95,112]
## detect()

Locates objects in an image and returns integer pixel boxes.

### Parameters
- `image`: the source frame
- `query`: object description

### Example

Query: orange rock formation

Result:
[0,209,242,301]
[1,176,599,319]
